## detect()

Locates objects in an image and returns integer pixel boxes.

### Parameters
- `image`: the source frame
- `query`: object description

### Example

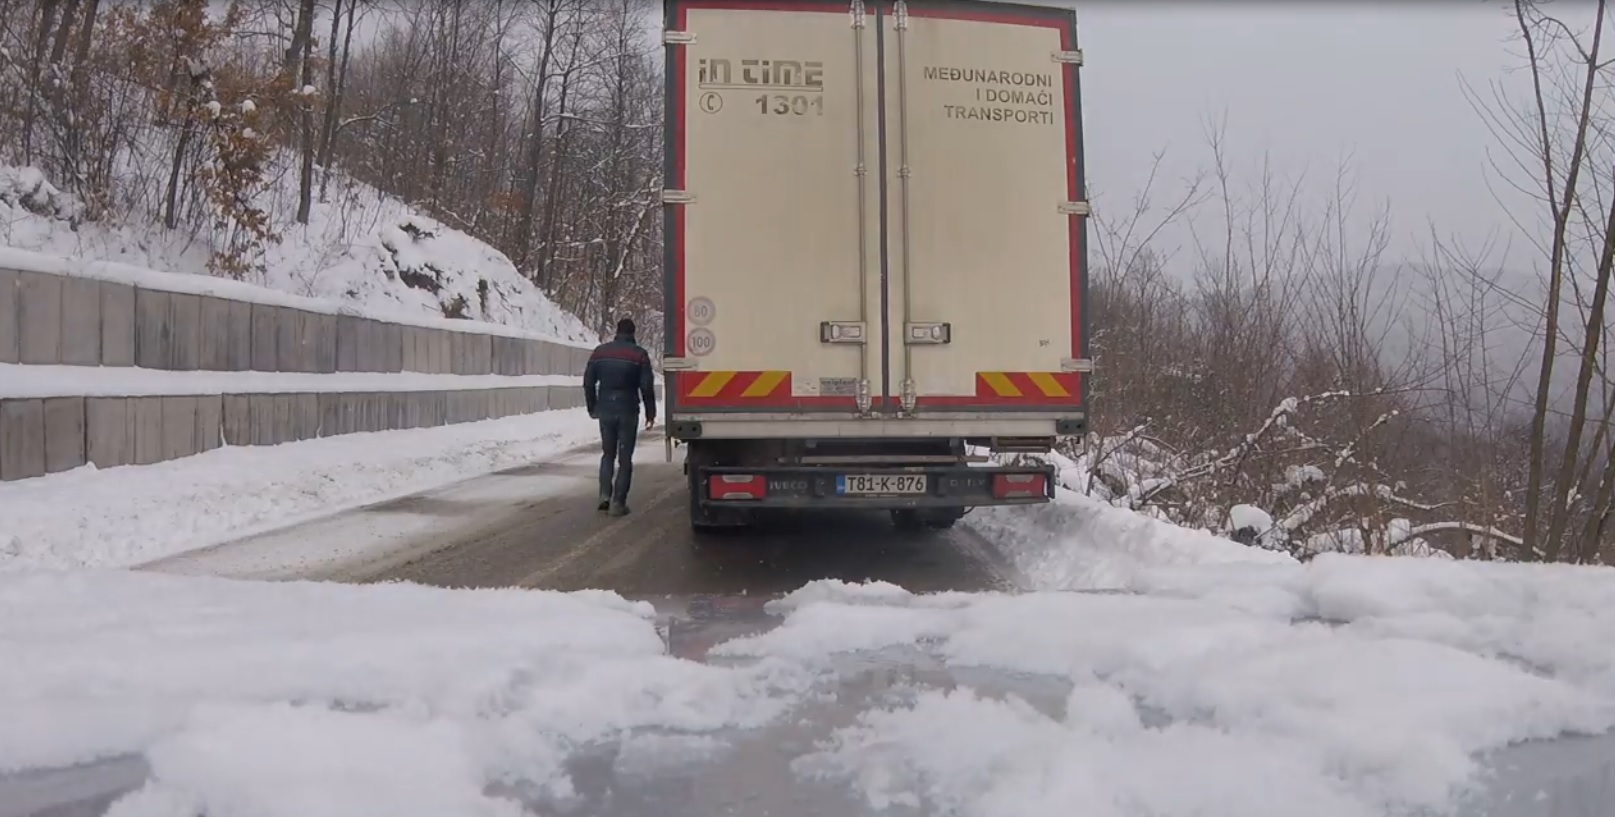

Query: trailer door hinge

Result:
[850,0,867,28]
[663,30,696,45]
[663,357,699,372]
[1058,200,1092,217]
[905,322,951,345]
[1061,358,1095,373]
[820,320,867,344]
[1053,49,1084,66]
[893,0,909,30]
[661,189,696,205]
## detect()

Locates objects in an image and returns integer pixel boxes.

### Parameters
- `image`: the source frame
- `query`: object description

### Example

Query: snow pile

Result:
[716,559,1615,817]
[0,569,813,815]
[0,409,600,572]
[0,162,598,346]
[966,487,1295,592]
[0,166,81,223]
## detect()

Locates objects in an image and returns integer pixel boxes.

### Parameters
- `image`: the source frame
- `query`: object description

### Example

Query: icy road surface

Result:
[3,559,1615,817]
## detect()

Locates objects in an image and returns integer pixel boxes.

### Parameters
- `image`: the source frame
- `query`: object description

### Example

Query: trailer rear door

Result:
[665,0,881,415]
[881,2,1088,423]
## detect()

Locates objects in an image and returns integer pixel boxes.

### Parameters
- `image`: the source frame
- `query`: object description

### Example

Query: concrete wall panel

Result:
[311,313,337,374]
[86,397,131,469]
[43,396,86,474]
[400,327,422,373]
[226,300,253,371]
[383,323,404,373]
[196,395,223,452]
[0,399,46,481]
[0,269,17,364]
[291,393,319,440]
[276,308,310,373]
[131,397,163,466]
[200,297,253,372]
[248,395,277,446]
[161,397,199,462]
[431,330,452,374]
[59,278,101,366]
[250,304,279,372]
[336,315,361,372]
[99,282,136,367]
[133,288,170,370]
[222,395,251,446]
[168,293,202,371]
[358,320,385,373]
[543,342,567,376]
[18,272,63,365]
[198,296,233,371]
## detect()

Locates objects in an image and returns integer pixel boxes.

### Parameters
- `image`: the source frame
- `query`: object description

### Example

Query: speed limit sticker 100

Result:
[687,328,716,357]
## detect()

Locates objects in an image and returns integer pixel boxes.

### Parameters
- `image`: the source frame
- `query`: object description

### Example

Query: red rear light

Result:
[708,474,767,500]
[992,472,1047,499]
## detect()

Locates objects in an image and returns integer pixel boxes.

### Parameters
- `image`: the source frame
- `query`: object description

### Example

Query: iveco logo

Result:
[769,479,810,492]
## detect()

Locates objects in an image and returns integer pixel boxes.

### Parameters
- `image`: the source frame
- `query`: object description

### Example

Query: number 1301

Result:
[756,94,824,116]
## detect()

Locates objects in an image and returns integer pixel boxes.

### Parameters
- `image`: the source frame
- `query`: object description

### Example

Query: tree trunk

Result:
[1517,0,1605,560]
[512,0,563,271]
[294,0,317,224]
[49,0,79,66]
[164,120,194,230]
[318,0,355,201]
[24,0,62,161]
[68,0,100,96]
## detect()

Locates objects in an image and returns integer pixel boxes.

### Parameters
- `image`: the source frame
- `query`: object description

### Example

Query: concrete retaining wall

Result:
[0,267,594,375]
[0,386,591,481]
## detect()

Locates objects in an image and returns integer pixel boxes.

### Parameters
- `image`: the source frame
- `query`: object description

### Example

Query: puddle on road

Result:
[4,594,1612,817]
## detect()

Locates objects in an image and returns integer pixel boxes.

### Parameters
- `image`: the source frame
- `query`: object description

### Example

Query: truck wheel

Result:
[924,517,959,530]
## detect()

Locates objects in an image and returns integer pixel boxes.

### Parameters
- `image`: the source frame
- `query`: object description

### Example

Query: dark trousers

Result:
[598,413,639,503]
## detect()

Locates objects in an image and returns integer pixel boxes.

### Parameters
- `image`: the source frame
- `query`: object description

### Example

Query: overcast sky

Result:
[1064,0,1531,269]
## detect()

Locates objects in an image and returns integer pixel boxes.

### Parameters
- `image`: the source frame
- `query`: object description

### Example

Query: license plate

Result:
[836,474,929,495]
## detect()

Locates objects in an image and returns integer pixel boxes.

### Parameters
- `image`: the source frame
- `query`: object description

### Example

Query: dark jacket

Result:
[584,333,657,420]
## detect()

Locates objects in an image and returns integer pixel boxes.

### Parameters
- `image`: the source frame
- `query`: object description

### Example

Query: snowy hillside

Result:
[0,162,600,346]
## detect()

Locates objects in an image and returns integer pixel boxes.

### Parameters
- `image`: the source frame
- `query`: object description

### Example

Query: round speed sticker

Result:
[687,328,716,357]
[687,297,716,327]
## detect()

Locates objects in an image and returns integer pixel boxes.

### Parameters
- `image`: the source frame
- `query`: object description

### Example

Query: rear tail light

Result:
[708,474,767,500]
[992,472,1048,499]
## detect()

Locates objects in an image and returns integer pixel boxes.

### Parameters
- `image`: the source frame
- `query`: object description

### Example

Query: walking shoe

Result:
[609,501,630,517]
[597,496,611,512]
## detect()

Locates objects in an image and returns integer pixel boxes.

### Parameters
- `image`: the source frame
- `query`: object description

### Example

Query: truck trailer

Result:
[661,0,1091,532]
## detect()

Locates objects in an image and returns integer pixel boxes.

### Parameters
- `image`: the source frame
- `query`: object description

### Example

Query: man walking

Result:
[583,318,657,516]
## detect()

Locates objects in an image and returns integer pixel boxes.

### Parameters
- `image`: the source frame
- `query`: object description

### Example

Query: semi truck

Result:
[661,0,1091,532]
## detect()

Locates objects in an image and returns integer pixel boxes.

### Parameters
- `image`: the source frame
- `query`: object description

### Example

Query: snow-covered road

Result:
[3,559,1614,817]
[2,414,1614,817]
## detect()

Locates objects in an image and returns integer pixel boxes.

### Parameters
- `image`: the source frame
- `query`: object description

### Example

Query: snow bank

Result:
[0,409,600,571]
[0,363,579,398]
[0,569,811,814]
[966,487,1294,591]
[0,162,599,347]
[717,558,1615,817]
